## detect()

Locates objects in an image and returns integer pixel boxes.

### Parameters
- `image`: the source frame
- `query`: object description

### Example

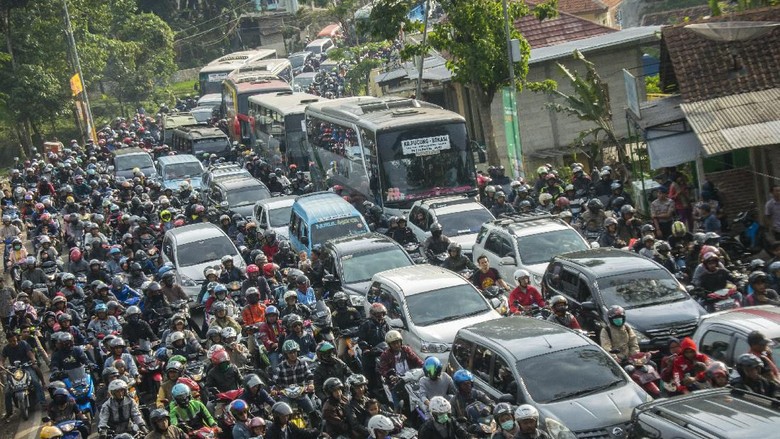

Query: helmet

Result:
[125,306,141,317]
[247,264,260,274]
[102,366,119,380]
[166,360,184,373]
[549,295,567,307]
[248,417,266,428]
[39,426,63,439]
[495,191,506,199]
[448,242,462,253]
[169,331,186,344]
[265,305,279,316]
[21,280,33,290]
[453,369,474,384]
[229,399,249,416]
[587,198,603,210]
[705,232,721,243]
[333,291,349,306]
[282,339,300,353]
[109,337,126,348]
[368,415,395,433]
[703,252,720,262]
[323,377,344,394]
[671,221,687,236]
[693,232,707,246]
[212,302,227,314]
[536,166,548,175]
[750,259,766,272]
[514,404,539,421]
[245,374,264,389]
[283,290,297,302]
[656,241,671,253]
[150,408,169,423]
[423,356,443,379]
[737,353,763,369]
[749,271,768,285]
[705,361,729,380]
[538,193,552,204]
[369,302,387,316]
[513,269,530,281]
[317,341,335,354]
[620,205,636,215]
[210,348,230,365]
[607,305,625,319]
[108,379,128,393]
[171,383,191,401]
[429,396,451,414]
[493,402,513,421]
[57,313,72,323]
[272,402,293,416]
[604,217,618,227]
[286,313,303,329]
[95,303,108,313]
[346,374,368,389]
[641,224,656,235]
[221,327,237,340]
[430,222,442,233]
[769,261,780,273]
[385,330,403,344]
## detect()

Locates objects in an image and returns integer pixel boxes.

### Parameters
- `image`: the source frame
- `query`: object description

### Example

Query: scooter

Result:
[404,242,427,264]
[690,286,741,313]
[60,365,96,419]
[3,361,32,420]
[402,368,428,427]
[624,352,661,398]
[133,346,162,401]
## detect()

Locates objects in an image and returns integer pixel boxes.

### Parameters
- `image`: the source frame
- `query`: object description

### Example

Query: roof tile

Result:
[557,0,608,14]
[516,9,617,49]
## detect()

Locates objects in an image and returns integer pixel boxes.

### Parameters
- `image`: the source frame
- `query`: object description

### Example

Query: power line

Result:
[173,0,256,38]
[174,15,242,46]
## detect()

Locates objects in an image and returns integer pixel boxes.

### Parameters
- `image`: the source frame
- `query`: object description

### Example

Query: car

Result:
[305,38,335,60]
[160,223,246,300]
[407,196,495,258]
[201,163,253,189]
[629,387,780,439]
[252,195,296,240]
[542,248,706,351]
[322,233,415,303]
[472,211,590,286]
[289,51,313,75]
[289,192,370,256]
[156,154,205,192]
[292,72,317,92]
[204,176,272,220]
[197,93,222,109]
[319,59,341,75]
[692,305,780,368]
[112,147,157,180]
[448,317,649,439]
[368,265,502,363]
[161,112,198,144]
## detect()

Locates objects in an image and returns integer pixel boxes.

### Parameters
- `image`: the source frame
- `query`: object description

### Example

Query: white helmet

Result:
[514,269,530,281]
[284,290,297,301]
[169,331,185,344]
[108,379,128,393]
[429,396,451,414]
[221,327,237,339]
[367,415,394,434]
[514,404,539,421]
[385,330,403,344]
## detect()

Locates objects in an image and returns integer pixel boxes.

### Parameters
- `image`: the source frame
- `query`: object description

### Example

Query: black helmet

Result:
[587,198,603,210]
[131,262,142,272]
[430,222,442,233]
[448,242,462,253]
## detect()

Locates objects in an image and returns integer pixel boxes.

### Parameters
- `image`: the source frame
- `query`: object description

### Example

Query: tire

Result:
[18,394,29,421]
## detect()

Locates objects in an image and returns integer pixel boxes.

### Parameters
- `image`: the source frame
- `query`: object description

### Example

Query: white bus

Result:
[231,58,293,83]
[197,49,278,95]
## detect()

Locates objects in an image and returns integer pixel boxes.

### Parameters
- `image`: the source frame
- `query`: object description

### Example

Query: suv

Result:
[252,195,297,240]
[448,317,648,438]
[201,163,252,188]
[369,265,501,363]
[408,196,495,259]
[542,248,706,351]
[629,388,780,438]
[112,147,157,180]
[471,212,589,286]
[692,305,780,368]
[204,176,271,219]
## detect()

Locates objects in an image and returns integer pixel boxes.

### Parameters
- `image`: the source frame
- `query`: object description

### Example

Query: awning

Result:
[646,129,701,168]
[680,88,780,156]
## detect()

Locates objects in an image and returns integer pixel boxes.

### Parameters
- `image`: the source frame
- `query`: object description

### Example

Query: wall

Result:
[704,167,756,220]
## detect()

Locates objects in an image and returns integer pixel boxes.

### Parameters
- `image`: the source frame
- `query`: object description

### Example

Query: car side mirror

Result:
[301,235,309,246]
[388,317,406,329]
[581,301,597,312]
[499,256,515,266]
[219,201,229,209]
[498,394,514,403]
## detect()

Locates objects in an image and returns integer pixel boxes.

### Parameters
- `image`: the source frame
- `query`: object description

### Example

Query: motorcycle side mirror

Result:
[490,297,501,309]
[580,301,597,312]
[388,317,406,330]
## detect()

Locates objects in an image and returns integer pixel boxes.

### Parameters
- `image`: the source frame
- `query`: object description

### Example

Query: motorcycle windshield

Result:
[66,366,87,384]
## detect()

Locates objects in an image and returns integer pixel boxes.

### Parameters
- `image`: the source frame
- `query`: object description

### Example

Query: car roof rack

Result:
[490,211,554,225]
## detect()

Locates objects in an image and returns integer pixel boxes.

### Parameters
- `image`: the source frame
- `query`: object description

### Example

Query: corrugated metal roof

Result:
[680,88,780,156]
[529,26,661,64]
[375,55,449,84]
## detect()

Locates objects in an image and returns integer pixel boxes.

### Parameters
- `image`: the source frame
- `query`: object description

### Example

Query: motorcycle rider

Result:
[692,252,737,292]
[507,269,545,315]
[205,348,243,392]
[238,374,276,413]
[241,264,273,300]
[156,360,183,409]
[703,362,730,389]
[88,302,121,341]
[390,216,418,246]
[546,295,581,330]
[378,331,423,410]
[366,415,395,439]
[731,353,776,397]
[98,379,147,438]
[744,272,780,306]
[471,256,510,292]
[578,198,608,236]
[512,405,550,439]
[490,192,515,217]
[294,275,316,307]
[449,369,494,421]
[47,387,83,423]
[1,330,45,414]
[272,340,321,428]
[746,330,780,383]
[322,377,351,437]
[265,402,321,439]
[419,396,469,439]
[671,337,711,394]
[281,290,311,320]
[597,217,625,249]
[491,402,519,439]
[159,271,188,303]
[169,383,218,433]
[419,356,456,406]
[358,303,390,395]
[257,305,284,367]
[422,223,451,263]
[441,242,477,273]
[103,338,139,380]
[599,306,639,364]
[219,255,246,284]
[221,327,250,367]
[147,408,188,439]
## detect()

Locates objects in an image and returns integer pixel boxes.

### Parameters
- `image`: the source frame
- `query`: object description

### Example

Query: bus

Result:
[222,71,293,144]
[170,125,231,159]
[231,58,293,83]
[197,49,278,95]
[248,91,327,170]
[304,96,477,213]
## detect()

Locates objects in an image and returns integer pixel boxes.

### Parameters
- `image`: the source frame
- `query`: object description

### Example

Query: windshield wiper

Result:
[547,380,623,403]
[425,308,486,326]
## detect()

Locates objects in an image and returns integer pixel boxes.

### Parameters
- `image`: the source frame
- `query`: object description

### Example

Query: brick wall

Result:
[705,167,756,220]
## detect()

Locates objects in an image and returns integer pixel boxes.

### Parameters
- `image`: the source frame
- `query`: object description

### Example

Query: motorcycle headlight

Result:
[13,370,23,381]
[545,417,576,439]
[60,423,75,433]
[420,341,450,354]
[349,295,366,308]
[180,274,197,287]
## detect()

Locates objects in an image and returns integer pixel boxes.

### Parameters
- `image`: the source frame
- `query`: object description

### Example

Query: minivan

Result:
[161,112,198,144]
[112,148,156,180]
[305,38,335,59]
[156,154,205,192]
[289,192,369,256]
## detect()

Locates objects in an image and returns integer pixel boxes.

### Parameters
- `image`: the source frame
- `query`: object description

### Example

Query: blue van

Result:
[289,192,370,256]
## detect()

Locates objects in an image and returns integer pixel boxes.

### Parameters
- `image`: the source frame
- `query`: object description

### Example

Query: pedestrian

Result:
[669,174,692,230]
[651,187,675,239]
[765,185,780,241]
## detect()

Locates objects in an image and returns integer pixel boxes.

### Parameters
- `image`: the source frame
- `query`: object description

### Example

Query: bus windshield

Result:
[376,123,475,204]
[193,138,229,155]
[199,72,229,95]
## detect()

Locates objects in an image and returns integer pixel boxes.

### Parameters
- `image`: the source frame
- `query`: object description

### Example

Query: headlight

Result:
[13,370,23,380]
[60,423,75,433]
[545,417,576,439]
[180,274,197,287]
[350,295,366,308]
[634,331,650,344]
[420,341,451,353]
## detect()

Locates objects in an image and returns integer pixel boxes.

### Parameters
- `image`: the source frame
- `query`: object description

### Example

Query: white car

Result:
[252,195,296,240]
[407,196,495,258]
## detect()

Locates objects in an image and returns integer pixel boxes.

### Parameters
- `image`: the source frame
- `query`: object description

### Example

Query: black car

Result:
[204,176,271,219]
[321,233,415,311]
[629,388,780,438]
[542,248,706,351]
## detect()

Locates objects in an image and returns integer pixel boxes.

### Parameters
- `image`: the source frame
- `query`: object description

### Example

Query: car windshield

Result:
[340,248,412,284]
[405,284,491,326]
[519,346,626,404]
[290,54,307,68]
[193,138,228,155]
[115,154,153,171]
[516,229,589,266]
[437,210,494,236]
[227,187,270,206]
[164,162,203,180]
[312,216,368,245]
[597,269,688,309]
[177,236,236,266]
[269,205,293,227]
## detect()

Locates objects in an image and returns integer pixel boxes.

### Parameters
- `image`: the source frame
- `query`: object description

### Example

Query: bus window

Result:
[308,116,372,203]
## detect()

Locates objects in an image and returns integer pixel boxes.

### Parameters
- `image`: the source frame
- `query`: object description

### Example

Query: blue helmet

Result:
[171,383,190,400]
[158,263,175,277]
[94,303,108,313]
[453,369,474,385]
[108,247,121,255]
[214,284,228,295]
[423,357,442,379]
[155,347,168,362]
[266,306,279,315]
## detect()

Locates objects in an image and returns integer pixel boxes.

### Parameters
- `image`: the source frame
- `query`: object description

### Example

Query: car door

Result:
[698,327,735,366]
[482,232,510,277]
[162,235,174,265]
[254,204,267,229]
[376,283,415,351]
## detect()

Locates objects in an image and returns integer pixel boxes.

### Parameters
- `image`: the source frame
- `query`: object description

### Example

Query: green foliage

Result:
[365,0,415,41]
[645,75,661,94]
[329,41,391,95]
[709,0,722,16]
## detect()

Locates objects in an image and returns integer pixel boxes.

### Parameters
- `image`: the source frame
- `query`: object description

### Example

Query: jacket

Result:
[672,337,710,393]
[169,399,216,430]
[313,357,352,401]
[257,321,284,351]
[265,422,320,439]
[418,418,470,439]
[322,396,351,436]
[205,363,243,392]
[145,425,188,439]
[378,345,423,379]
[600,324,639,362]
[98,396,145,433]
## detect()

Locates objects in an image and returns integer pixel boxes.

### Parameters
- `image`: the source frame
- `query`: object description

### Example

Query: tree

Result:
[544,50,626,167]
[365,0,415,41]
[422,0,558,165]
[328,41,391,95]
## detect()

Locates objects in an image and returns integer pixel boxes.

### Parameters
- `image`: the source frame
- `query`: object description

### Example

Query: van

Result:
[156,154,205,192]
[289,192,369,256]
[170,126,231,159]
[305,38,335,60]
[112,148,156,180]
[161,112,198,144]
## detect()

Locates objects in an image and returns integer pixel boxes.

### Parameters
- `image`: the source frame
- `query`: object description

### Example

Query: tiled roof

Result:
[529,26,660,64]
[660,7,780,102]
[600,0,623,8]
[557,0,608,15]
[516,9,617,49]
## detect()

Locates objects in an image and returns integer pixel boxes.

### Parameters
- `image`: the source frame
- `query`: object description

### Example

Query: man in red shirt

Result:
[672,337,711,393]
[508,269,545,315]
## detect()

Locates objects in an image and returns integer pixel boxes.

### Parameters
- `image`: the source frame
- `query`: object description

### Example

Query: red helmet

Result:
[123,137,132,145]
[210,348,230,365]
[555,197,570,208]
[173,219,185,227]
[247,264,260,275]
[35,203,44,212]
[70,248,82,262]
[176,376,200,393]
[263,263,278,277]
[40,213,51,222]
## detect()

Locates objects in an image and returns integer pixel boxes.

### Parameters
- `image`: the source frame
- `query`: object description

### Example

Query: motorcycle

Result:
[335,326,362,373]
[426,250,448,266]
[133,345,162,401]
[42,418,90,439]
[401,368,428,427]
[624,352,661,398]
[310,300,333,343]
[462,401,496,438]
[3,361,32,420]
[403,242,427,264]
[690,286,741,313]
[278,385,314,428]
[60,365,96,419]
[3,237,13,271]
[482,286,509,316]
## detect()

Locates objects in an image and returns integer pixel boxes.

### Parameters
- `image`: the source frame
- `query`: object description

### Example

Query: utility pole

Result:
[62,0,95,143]
[415,0,430,99]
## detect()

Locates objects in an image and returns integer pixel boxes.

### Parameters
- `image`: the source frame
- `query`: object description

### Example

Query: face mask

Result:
[219,362,230,372]
[435,414,449,424]
[612,317,625,327]
[501,420,515,431]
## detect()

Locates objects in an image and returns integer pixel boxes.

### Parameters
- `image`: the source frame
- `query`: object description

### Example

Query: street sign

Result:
[502,87,524,178]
